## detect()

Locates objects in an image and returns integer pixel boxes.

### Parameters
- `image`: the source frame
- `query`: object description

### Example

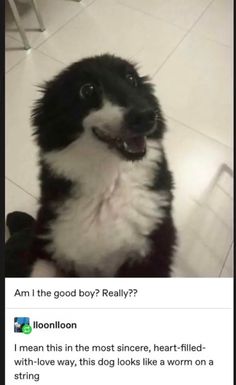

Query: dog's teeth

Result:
[123,141,133,153]
[123,141,136,154]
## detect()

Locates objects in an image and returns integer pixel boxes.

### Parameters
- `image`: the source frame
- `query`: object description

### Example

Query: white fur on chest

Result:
[42,132,168,276]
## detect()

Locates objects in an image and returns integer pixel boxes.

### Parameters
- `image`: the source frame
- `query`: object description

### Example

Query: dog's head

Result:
[33,54,165,162]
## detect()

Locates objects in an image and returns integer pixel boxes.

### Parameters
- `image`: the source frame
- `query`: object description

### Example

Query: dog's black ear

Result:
[31,77,82,152]
[31,81,51,131]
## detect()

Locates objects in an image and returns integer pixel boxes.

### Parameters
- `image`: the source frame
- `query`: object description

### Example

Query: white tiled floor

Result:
[5,0,95,49]
[5,0,233,277]
[153,31,233,146]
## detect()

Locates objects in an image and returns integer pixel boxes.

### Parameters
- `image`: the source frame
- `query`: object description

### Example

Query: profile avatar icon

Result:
[14,317,30,333]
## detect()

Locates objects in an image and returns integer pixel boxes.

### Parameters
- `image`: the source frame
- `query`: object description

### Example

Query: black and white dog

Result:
[29,54,177,277]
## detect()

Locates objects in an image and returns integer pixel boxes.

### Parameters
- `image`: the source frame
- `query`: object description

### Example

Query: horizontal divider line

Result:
[6,307,232,310]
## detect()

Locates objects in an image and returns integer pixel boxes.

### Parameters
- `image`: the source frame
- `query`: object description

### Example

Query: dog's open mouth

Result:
[92,127,146,160]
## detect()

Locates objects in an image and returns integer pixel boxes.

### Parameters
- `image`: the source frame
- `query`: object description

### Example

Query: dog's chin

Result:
[92,127,150,161]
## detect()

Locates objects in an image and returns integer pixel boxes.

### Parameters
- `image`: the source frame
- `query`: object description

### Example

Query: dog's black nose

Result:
[126,108,156,135]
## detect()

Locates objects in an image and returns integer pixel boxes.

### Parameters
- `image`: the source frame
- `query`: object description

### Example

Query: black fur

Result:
[6,54,177,277]
[32,54,166,151]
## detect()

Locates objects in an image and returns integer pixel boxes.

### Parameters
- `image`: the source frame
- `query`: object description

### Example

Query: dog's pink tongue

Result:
[123,136,146,154]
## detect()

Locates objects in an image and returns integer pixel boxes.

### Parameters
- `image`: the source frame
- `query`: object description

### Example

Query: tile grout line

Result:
[33,48,67,66]
[6,177,38,201]
[202,204,232,230]
[5,46,67,76]
[35,0,98,51]
[116,0,187,32]
[5,32,23,44]
[5,0,98,71]
[6,47,35,74]
[32,48,67,67]
[152,0,216,77]
[5,33,37,74]
[5,0,93,46]
[165,114,233,150]
[196,35,231,48]
[217,184,233,199]
[218,241,233,277]
[34,0,187,70]
[118,0,232,49]
[182,226,229,262]
[83,2,233,152]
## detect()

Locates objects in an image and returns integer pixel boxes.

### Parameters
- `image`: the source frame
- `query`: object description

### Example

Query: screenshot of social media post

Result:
[5,0,233,384]
[5,279,233,385]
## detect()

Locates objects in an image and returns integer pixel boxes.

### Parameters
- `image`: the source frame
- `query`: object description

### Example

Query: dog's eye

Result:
[126,73,138,87]
[79,83,96,99]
